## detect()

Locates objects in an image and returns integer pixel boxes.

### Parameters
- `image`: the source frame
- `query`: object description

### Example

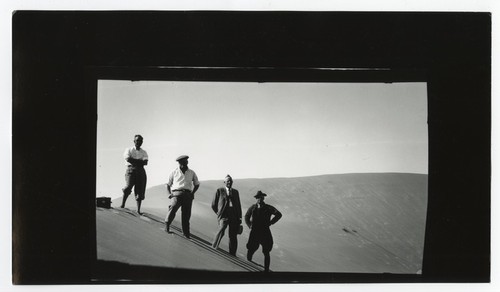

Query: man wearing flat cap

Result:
[211,174,243,256]
[245,190,282,272]
[164,155,200,238]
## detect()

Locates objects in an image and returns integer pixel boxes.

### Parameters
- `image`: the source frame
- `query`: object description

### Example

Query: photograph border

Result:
[12,11,491,284]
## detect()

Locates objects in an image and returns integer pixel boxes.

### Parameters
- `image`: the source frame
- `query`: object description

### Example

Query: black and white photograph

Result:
[8,2,493,290]
[96,79,429,275]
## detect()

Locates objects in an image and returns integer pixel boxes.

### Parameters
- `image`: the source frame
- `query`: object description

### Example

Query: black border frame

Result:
[13,11,491,284]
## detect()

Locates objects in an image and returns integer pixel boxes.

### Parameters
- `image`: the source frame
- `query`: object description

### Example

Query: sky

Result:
[97,80,428,198]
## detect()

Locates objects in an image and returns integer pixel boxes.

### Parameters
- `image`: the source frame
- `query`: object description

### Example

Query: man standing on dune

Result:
[120,134,148,215]
[164,155,200,239]
[245,191,282,272]
[211,174,243,256]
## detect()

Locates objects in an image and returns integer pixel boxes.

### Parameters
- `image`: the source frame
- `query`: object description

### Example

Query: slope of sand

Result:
[103,173,427,274]
[96,207,264,272]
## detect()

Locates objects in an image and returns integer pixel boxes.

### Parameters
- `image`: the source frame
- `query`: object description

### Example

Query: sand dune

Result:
[101,173,427,274]
[96,207,264,272]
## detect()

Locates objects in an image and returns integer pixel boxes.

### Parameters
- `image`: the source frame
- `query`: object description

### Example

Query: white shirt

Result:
[167,168,200,191]
[123,147,148,166]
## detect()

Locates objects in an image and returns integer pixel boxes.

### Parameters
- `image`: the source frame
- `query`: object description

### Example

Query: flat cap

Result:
[254,191,267,198]
[175,155,189,161]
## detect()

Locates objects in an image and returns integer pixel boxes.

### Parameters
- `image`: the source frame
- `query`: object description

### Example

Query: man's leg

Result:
[212,218,229,248]
[263,251,271,272]
[120,192,130,208]
[246,234,259,261]
[136,199,142,215]
[228,218,239,256]
[262,235,273,272]
[135,168,147,215]
[247,247,257,262]
[121,168,134,208]
[165,196,182,233]
[181,196,193,238]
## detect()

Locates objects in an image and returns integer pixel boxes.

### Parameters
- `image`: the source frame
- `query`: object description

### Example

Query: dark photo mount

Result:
[12,11,490,284]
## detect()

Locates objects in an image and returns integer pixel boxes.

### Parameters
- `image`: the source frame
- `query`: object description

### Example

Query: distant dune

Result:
[102,173,427,274]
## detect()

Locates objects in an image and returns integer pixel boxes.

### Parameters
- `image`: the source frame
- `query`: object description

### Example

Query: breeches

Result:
[122,166,147,200]
[246,228,273,253]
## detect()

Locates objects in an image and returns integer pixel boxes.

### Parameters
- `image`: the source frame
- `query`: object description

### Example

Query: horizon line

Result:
[146,171,429,187]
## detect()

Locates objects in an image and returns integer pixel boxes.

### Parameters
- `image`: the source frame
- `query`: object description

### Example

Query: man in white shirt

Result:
[211,174,242,256]
[120,134,148,215]
[164,155,200,238]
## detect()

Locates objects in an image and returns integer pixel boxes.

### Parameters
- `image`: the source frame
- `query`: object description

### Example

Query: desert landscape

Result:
[96,172,427,275]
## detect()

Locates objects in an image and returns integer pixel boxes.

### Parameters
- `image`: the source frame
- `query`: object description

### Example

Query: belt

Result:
[172,189,191,192]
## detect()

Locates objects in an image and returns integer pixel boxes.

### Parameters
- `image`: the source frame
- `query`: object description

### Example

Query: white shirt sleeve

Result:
[192,171,200,186]
[123,148,131,161]
[167,171,174,187]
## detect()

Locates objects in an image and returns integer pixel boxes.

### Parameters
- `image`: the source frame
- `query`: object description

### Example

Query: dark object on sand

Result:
[96,197,112,209]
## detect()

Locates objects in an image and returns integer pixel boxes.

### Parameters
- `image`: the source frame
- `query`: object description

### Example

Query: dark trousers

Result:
[246,227,273,272]
[165,191,193,237]
[212,208,239,255]
[246,248,270,272]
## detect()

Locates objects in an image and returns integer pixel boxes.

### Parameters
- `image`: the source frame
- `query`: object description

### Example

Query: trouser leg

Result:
[120,193,130,208]
[246,241,258,261]
[134,168,147,201]
[246,231,259,261]
[181,196,193,237]
[165,196,182,225]
[134,170,145,214]
[121,168,134,208]
[228,219,238,255]
[212,219,229,248]
[247,248,257,261]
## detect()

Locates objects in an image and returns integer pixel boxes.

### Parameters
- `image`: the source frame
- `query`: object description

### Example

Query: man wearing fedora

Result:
[244,191,282,272]
[164,155,200,239]
[211,174,243,256]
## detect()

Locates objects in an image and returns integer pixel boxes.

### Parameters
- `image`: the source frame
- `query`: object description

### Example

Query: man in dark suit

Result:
[211,174,242,256]
[245,190,282,272]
